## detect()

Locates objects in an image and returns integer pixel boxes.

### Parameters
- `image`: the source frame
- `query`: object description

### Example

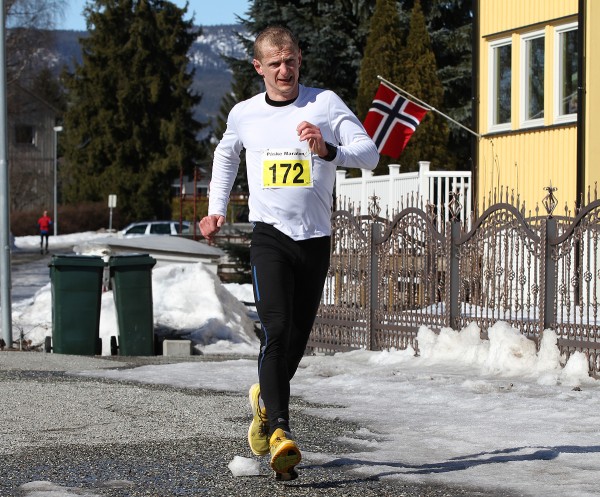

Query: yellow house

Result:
[475,0,598,213]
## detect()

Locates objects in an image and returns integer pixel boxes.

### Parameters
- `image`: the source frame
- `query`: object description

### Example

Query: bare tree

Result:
[6,0,67,214]
[6,0,68,83]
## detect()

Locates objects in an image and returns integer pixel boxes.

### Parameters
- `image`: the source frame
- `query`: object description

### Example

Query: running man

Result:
[199,26,379,479]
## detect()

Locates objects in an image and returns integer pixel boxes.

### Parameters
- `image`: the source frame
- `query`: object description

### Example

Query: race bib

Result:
[262,149,313,188]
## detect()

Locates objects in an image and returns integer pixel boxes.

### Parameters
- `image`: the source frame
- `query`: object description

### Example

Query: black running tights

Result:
[250,222,330,435]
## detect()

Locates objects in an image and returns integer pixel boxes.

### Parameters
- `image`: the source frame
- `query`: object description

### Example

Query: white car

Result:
[120,220,191,237]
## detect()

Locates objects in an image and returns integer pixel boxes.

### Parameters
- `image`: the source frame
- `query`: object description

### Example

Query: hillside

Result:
[48,25,250,130]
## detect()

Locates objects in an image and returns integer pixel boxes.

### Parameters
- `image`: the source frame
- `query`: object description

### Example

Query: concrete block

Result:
[162,339,192,357]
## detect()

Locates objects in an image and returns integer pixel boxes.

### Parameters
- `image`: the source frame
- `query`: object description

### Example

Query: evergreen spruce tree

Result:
[61,0,203,223]
[428,0,473,170]
[399,0,473,169]
[29,67,67,113]
[355,0,404,176]
[356,0,403,121]
[396,0,449,173]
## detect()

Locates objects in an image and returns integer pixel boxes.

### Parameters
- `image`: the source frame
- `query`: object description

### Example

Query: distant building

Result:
[8,83,61,212]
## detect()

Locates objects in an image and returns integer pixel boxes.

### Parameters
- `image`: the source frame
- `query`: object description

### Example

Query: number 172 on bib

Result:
[262,149,313,188]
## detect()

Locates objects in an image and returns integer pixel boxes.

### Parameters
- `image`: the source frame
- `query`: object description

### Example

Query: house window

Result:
[15,124,36,145]
[521,31,545,126]
[555,23,578,122]
[489,38,512,131]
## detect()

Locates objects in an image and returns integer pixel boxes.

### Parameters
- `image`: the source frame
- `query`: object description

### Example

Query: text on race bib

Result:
[262,149,313,188]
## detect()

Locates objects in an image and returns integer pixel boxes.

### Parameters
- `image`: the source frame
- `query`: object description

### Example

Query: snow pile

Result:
[10,258,258,356]
[227,456,261,477]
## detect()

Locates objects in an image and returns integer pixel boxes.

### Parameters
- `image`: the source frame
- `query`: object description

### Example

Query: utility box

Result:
[48,255,105,355]
[108,254,157,356]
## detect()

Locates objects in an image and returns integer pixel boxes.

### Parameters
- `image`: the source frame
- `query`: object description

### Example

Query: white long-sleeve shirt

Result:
[208,84,379,240]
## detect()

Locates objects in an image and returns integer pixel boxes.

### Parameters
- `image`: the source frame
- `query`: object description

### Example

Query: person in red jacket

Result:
[37,210,52,254]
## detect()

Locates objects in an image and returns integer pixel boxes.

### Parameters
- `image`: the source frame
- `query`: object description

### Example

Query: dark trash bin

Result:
[109,254,157,356]
[47,255,105,355]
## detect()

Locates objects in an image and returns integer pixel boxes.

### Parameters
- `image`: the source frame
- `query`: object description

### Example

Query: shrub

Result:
[11,202,120,236]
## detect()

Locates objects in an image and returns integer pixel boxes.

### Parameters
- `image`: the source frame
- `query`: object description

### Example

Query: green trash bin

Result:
[109,254,157,356]
[48,255,105,355]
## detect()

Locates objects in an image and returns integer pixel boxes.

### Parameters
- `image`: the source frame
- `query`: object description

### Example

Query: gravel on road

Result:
[0,351,515,497]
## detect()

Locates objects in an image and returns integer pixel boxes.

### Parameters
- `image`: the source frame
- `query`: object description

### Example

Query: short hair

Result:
[253,26,300,60]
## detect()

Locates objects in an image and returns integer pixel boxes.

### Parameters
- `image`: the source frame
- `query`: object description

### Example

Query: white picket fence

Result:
[335,161,472,230]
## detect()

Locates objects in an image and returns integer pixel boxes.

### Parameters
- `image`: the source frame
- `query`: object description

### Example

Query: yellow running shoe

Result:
[269,428,301,474]
[247,383,269,456]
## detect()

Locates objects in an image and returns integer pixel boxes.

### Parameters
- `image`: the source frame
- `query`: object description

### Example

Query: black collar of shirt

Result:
[265,94,298,107]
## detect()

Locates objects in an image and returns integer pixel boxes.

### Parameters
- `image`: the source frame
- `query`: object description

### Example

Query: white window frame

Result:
[554,22,578,124]
[488,37,512,133]
[520,29,545,128]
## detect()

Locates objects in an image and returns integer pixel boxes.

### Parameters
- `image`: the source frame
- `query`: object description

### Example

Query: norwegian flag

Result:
[363,83,429,159]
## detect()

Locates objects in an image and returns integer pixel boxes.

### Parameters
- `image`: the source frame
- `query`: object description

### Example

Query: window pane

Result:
[126,224,147,234]
[15,125,35,145]
[526,36,544,120]
[493,44,511,125]
[560,29,578,115]
[150,223,171,234]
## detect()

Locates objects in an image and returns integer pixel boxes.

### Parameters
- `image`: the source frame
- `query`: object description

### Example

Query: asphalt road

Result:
[0,352,522,497]
[10,246,54,302]
[1,248,518,496]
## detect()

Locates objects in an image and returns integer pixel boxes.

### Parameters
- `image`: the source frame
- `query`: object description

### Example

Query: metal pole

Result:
[448,220,461,329]
[377,75,483,139]
[179,168,183,234]
[53,126,63,236]
[0,0,12,347]
[543,217,558,332]
[193,167,197,240]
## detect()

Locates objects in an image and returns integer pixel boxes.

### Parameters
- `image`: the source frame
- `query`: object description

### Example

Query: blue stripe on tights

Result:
[253,265,260,302]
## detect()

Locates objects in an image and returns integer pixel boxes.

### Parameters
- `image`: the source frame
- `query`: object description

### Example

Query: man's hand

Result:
[296,121,327,157]
[199,214,225,242]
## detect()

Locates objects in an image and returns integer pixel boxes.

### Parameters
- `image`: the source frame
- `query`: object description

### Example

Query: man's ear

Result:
[253,59,263,76]
[298,49,302,69]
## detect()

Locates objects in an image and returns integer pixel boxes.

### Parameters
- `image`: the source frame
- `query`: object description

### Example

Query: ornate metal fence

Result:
[313,211,372,352]
[372,206,447,352]
[310,189,600,375]
[452,202,544,340]
[549,199,600,372]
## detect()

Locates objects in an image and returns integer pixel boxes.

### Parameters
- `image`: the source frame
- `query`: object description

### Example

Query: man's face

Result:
[253,42,302,101]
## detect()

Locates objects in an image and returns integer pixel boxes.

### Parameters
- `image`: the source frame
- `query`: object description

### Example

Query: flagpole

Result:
[377,75,482,139]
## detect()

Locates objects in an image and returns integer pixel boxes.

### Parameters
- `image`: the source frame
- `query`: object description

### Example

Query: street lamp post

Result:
[53,126,63,236]
[0,0,13,347]
[193,167,198,240]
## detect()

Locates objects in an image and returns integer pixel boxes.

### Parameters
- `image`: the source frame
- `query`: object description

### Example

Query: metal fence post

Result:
[541,185,559,334]
[368,220,380,350]
[542,217,558,331]
[448,220,461,329]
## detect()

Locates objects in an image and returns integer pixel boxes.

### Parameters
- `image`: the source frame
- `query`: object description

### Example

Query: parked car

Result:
[120,220,191,237]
